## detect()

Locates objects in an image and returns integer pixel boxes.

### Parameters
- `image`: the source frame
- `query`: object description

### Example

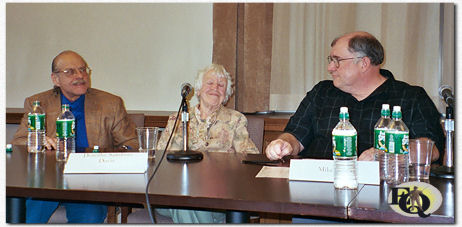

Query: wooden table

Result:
[6,146,349,223]
[349,177,454,223]
[6,146,454,223]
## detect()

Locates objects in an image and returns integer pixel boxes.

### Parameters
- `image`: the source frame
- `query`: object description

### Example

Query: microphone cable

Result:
[144,100,184,224]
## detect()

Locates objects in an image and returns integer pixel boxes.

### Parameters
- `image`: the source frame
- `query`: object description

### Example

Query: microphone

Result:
[439,85,454,108]
[166,82,203,162]
[181,83,192,98]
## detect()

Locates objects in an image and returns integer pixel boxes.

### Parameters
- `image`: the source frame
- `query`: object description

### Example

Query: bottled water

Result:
[374,104,391,181]
[56,104,75,161]
[385,106,409,185]
[27,101,46,153]
[374,104,391,151]
[332,107,358,189]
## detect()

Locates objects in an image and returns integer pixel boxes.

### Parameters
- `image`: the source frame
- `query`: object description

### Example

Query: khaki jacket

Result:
[157,105,258,154]
[11,88,138,150]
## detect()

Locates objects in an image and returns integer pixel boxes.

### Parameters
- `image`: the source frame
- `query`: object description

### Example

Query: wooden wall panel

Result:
[213,3,273,113]
[237,3,273,113]
[213,3,238,109]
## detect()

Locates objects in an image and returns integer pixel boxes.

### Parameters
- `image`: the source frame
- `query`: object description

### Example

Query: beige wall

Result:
[6,3,213,111]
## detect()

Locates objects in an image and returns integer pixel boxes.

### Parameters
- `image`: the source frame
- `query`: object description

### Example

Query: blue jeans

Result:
[25,199,107,223]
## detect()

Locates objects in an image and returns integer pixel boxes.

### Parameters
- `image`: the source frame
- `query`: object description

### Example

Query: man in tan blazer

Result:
[11,50,138,223]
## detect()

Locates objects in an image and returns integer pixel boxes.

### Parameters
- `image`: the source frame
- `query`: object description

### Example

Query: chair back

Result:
[246,115,264,153]
[128,113,145,127]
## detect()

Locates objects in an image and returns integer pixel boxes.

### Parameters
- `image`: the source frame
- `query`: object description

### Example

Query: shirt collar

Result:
[194,104,222,126]
[61,93,85,111]
[365,68,395,99]
[380,68,395,80]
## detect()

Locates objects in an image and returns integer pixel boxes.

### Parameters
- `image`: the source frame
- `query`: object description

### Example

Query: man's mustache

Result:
[72,80,86,85]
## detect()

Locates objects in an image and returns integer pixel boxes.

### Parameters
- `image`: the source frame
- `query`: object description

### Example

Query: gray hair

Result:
[331,32,384,66]
[194,64,234,104]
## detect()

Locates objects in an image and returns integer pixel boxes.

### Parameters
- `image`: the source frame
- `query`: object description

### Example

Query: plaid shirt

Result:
[285,69,444,162]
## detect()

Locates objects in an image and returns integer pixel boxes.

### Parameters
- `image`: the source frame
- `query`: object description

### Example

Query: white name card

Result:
[289,159,379,185]
[63,152,148,174]
[64,173,148,191]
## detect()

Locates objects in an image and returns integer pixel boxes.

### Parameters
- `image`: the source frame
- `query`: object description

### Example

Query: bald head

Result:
[51,50,87,73]
[50,50,90,101]
[331,31,384,66]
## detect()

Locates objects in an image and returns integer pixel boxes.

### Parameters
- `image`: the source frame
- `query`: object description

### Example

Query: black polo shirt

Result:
[284,69,445,162]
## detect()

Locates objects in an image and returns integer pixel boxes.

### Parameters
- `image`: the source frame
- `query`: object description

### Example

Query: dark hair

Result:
[53,85,61,94]
[51,56,58,73]
[331,34,384,66]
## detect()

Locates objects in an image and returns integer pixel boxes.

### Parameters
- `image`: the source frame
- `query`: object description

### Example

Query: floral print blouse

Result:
[157,105,259,154]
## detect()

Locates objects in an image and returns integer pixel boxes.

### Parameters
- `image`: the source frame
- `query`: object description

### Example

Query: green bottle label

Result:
[28,114,45,131]
[374,128,387,151]
[332,134,357,157]
[385,131,409,154]
[56,119,75,138]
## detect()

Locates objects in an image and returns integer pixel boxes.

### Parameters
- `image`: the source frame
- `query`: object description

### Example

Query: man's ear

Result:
[361,57,372,72]
[51,73,60,87]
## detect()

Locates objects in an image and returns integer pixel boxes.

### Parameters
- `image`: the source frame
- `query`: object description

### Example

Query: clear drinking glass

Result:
[136,127,160,158]
[409,139,434,181]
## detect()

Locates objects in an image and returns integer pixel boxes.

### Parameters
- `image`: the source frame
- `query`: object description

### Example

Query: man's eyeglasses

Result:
[54,66,91,77]
[327,56,364,68]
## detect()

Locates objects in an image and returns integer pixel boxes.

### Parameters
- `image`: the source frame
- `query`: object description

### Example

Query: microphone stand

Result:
[182,99,188,152]
[167,96,203,162]
[432,106,454,179]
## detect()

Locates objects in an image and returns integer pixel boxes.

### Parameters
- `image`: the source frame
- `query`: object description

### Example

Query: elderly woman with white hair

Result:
[154,64,259,223]
[157,63,259,154]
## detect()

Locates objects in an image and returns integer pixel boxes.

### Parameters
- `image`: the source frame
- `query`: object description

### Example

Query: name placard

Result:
[289,159,379,185]
[64,173,147,191]
[63,152,148,174]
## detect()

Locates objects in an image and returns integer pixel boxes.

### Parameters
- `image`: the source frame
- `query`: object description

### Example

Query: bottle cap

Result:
[93,145,99,153]
[382,104,389,110]
[6,144,12,153]
[339,107,349,120]
[392,106,402,119]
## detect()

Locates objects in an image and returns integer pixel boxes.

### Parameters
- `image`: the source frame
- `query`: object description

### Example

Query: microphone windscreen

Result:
[439,85,452,97]
[181,83,192,97]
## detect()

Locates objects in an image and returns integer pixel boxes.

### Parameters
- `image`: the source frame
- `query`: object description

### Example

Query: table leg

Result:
[106,206,118,223]
[226,210,250,223]
[6,197,26,223]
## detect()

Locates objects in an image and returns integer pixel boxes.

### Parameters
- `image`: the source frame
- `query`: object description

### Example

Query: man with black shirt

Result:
[265,31,444,163]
